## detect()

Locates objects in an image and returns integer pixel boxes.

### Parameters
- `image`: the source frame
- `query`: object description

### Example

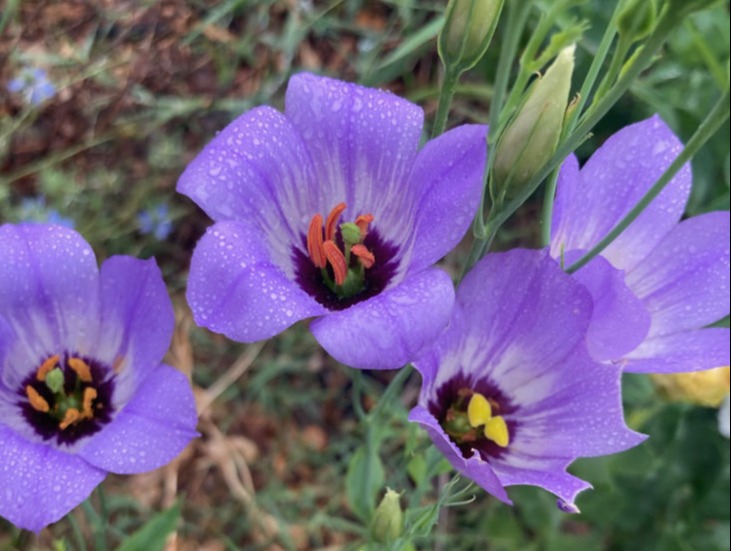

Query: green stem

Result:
[431,67,461,138]
[566,87,730,274]
[593,34,633,104]
[482,8,681,250]
[370,364,414,421]
[541,2,623,246]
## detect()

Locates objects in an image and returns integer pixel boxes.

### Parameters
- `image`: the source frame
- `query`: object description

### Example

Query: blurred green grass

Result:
[1,1,729,550]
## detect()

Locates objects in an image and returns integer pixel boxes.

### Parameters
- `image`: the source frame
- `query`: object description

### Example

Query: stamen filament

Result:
[323,241,348,285]
[351,244,375,268]
[307,214,327,269]
[68,358,93,383]
[355,214,374,238]
[26,385,50,413]
[36,354,60,381]
[325,203,347,242]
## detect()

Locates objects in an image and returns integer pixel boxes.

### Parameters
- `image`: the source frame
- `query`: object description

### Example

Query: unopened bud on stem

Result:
[371,488,404,544]
[439,0,504,73]
[492,44,575,203]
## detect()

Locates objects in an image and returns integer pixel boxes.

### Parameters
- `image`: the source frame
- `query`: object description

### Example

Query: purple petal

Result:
[408,406,510,503]
[310,268,455,370]
[407,124,488,273]
[187,221,326,343]
[490,460,591,509]
[626,211,731,337]
[0,224,100,389]
[177,106,317,258]
[568,252,651,361]
[0,424,106,533]
[95,256,175,406]
[79,364,198,474]
[284,73,424,238]
[551,115,691,271]
[624,328,731,373]
[513,347,646,457]
[7,78,25,93]
[450,250,592,392]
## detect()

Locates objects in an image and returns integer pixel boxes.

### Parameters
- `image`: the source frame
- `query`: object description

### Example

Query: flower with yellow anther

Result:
[468,393,510,448]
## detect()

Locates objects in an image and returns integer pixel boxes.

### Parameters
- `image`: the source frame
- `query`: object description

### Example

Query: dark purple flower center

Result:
[429,372,518,461]
[19,353,115,446]
[293,202,398,310]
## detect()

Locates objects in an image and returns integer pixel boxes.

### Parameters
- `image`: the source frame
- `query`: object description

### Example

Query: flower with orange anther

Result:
[0,224,198,533]
[178,73,488,370]
[409,249,644,510]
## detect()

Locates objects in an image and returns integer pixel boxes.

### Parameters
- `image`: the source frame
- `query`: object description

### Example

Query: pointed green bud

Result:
[491,44,575,203]
[340,222,361,246]
[45,367,65,394]
[618,0,657,43]
[371,488,404,544]
[439,0,505,73]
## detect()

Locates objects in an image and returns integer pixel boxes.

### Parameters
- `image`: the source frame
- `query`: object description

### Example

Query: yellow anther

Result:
[59,408,81,430]
[26,385,50,413]
[484,416,510,448]
[81,387,98,419]
[467,393,492,428]
[36,354,60,381]
[68,357,93,383]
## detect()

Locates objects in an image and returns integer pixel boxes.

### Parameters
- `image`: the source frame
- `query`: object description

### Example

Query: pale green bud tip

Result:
[492,44,575,202]
[340,222,361,246]
[618,0,656,42]
[45,368,65,394]
[371,488,404,543]
[439,0,504,72]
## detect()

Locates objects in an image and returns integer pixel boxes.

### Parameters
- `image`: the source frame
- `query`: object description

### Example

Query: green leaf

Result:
[346,445,386,522]
[114,502,181,551]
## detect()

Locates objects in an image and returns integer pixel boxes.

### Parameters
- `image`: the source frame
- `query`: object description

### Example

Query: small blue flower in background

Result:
[7,66,57,106]
[137,203,173,240]
[18,196,75,228]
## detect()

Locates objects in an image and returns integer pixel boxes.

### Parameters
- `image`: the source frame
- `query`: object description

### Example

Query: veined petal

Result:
[187,221,326,343]
[310,268,455,370]
[79,365,198,474]
[0,224,100,390]
[624,328,731,373]
[626,211,731,337]
[0,424,106,533]
[95,256,175,407]
[176,105,317,265]
[442,249,592,398]
[551,115,691,271]
[568,252,651,361]
[407,124,488,273]
[284,73,424,241]
[408,406,510,503]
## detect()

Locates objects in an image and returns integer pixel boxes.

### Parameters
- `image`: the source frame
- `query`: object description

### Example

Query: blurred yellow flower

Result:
[651,367,730,408]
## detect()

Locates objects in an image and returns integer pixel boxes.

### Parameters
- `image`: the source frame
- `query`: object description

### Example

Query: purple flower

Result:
[7,67,56,106]
[408,249,644,508]
[177,73,487,370]
[550,115,730,372]
[18,196,75,229]
[0,224,198,532]
[138,203,173,240]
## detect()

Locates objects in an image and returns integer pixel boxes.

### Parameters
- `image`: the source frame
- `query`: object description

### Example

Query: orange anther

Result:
[36,354,60,381]
[325,203,347,242]
[355,214,374,239]
[59,408,81,430]
[323,241,348,286]
[351,244,375,269]
[68,357,93,383]
[26,385,50,413]
[307,213,327,269]
[81,387,98,418]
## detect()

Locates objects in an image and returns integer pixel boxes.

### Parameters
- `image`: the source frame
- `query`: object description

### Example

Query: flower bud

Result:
[491,44,575,203]
[618,0,657,43]
[439,0,504,73]
[651,367,730,408]
[370,488,404,544]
